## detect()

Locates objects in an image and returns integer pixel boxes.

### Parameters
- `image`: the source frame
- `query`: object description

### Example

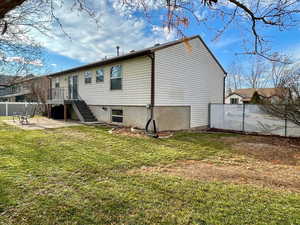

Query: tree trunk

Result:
[0,0,26,19]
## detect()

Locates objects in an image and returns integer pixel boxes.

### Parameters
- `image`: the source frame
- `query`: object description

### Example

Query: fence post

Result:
[208,103,211,128]
[284,105,287,137]
[242,104,245,132]
[5,102,8,116]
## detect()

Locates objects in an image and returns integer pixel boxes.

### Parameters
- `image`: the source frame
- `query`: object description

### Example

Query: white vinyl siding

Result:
[51,56,152,106]
[154,38,224,127]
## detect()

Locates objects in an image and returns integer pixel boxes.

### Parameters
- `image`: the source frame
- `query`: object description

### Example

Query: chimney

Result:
[116,46,120,56]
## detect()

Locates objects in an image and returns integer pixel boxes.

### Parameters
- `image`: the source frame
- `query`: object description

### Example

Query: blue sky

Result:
[8,0,300,76]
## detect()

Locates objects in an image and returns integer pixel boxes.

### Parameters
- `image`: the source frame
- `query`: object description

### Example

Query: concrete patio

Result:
[3,117,82,130]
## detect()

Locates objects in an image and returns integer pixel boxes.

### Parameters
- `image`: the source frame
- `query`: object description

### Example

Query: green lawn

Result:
[0,120,299,225]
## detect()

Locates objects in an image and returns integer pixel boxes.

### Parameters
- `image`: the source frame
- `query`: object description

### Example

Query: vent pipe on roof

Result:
[116,46,120,56]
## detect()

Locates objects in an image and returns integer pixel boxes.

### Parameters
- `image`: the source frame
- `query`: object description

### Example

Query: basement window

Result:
[111,109,123,123]
[110,65,122,90]
[96,69,104,83]
[84,71,92,84]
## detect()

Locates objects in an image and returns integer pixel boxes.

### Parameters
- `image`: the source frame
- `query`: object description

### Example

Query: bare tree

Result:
[245,56,268,88]
[261,63,300,126]
[0,0,95,75]
[268,53,293,88]
[0,0,48,75]
[28,76,51,114]
[226,61,243,92]
[0,0,299,63]
[119,0,300,61]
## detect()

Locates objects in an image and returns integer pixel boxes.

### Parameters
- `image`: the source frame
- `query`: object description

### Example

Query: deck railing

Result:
[0,86,30,97]
[48,88,82,101]
[48,88,67,100]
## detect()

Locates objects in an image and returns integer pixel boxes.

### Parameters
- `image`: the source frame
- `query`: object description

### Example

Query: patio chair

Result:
[12,105,26,122]
[19,105,37,125]
[12,111,24,122]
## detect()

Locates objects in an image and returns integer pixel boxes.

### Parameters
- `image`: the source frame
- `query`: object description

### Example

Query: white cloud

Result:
[212,37,239,49]
[2,56,43,66]
[287,44,300,61]
[34,0,176,63]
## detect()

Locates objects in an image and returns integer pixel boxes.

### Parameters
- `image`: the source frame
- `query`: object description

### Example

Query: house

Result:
[225,88,288,104]
[46,35,226,131]
[0,75,50,102]
[0,83,9,97]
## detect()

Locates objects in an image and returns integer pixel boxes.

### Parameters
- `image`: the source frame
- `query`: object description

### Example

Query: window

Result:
[110,65,122,90]
[111,109,123,123]
[230,98,239,104]
[84,71,92,84]
[96,69,104,83]
[55,78,60,88]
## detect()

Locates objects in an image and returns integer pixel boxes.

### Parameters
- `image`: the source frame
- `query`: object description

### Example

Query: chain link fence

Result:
[209,104,300,137]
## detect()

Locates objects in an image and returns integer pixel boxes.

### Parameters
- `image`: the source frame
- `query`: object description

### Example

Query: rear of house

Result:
[47,36,226,131]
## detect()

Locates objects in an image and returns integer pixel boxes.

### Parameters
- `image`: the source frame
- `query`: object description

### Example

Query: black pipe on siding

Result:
[145,53,158,138]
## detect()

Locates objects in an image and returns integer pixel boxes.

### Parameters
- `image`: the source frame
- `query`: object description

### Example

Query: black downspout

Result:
[223,73,227,104]
[145,53,158,138]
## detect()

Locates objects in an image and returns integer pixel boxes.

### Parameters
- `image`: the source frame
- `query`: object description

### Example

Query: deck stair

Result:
[71,100,97,122]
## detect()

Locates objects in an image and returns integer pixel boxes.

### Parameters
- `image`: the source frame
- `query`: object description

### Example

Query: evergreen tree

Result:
[250,91,262,104]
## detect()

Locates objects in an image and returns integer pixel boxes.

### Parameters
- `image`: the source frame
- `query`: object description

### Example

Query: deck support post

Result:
[64,104,67,121]
[47,104,51,118]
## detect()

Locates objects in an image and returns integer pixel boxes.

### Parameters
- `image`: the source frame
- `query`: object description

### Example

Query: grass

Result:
[0,119,299,225]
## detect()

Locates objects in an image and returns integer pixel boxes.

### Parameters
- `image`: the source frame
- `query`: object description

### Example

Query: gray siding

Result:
[51,56,152,106]
[154,38,224,127]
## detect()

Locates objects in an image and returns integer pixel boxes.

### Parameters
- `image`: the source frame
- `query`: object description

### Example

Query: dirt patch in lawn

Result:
[129,160,300,192]
[52,129,93,141]
[109,127,173,138]
[219,135,300,166]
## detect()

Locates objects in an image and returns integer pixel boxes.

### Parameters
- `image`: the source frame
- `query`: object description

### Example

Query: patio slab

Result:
[3,117,82,130]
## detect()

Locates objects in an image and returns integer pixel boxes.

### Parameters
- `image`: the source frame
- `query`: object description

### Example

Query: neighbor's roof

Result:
[0,75,46,86]
[228,88,288,100]
[47,35,226,77]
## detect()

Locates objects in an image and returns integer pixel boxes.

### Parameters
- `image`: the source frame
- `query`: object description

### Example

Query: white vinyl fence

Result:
[209,104,300,137]
[0,102,43,116]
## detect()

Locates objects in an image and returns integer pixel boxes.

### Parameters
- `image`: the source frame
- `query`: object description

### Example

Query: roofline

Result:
[47,50,152,77]
[152,35,227,75]
[226,92,244,98]
[47,35,226,77]
[194,36,227,75]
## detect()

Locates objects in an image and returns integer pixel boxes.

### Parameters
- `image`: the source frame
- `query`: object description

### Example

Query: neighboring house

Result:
[46,35,226,131]
[0,83,9,97]
[0,76,50,102]
[225,88,288,104]
[0,74,19,84]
